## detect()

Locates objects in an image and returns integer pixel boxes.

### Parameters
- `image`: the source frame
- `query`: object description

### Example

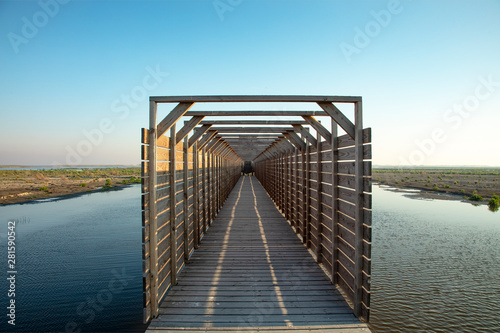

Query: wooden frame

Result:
[141,95,371,323]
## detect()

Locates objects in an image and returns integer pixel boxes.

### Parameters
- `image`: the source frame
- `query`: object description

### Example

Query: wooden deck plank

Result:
[146,176,369,332]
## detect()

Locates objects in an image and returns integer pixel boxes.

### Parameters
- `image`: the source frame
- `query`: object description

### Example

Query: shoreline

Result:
[373,169,500,210]
[0,183,138,206]
[0,167,141,205]
[375,182,488,205]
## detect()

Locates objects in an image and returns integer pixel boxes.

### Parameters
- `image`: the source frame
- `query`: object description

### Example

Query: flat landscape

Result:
[0,167,141,205]
[373,168,500,208]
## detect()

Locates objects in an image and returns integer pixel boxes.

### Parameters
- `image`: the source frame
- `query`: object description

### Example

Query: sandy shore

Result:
[0,168,141,205]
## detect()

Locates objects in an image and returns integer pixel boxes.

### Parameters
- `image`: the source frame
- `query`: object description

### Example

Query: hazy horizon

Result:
[1,1,499,167]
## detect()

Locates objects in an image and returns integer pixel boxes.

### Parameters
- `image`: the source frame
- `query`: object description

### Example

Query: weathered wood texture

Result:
[255,128,372,323]
[146,176,369,332]
[142,128,241,323]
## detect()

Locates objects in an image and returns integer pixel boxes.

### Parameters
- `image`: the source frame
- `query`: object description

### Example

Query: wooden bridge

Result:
[141,96,372,332]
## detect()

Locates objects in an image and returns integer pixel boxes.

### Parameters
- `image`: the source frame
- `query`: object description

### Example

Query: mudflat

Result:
[373,168,500,204]
[0,167,141,205]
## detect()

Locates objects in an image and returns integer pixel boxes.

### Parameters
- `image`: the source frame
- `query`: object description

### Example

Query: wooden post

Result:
[301,141,306,238]
[147,100,158,318]
[169,124,178,286]
[208,152,213,223]
[193,141,199,249]
[315,131,323,263]
[353,100,364,317]
[331,119,339,284]
[202,147,207,234]
[183,136,189,261]
[304,140,311,246]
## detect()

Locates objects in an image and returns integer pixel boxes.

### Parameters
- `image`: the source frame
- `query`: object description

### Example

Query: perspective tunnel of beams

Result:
[154,98,360,164]
[143,96,372,323]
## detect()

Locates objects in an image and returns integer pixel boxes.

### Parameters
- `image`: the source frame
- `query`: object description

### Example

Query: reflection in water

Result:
[369,185,500,333]
[0,185,146,333]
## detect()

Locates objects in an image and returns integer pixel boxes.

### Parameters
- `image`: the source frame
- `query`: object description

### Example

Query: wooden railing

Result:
[141,127,241,322]
[254,128,372,322]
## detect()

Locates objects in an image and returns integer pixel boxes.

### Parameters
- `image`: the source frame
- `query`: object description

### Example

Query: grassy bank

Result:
[0,167,141,205]
[373,168,500,210]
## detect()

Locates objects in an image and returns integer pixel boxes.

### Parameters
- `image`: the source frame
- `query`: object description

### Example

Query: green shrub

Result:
[433,186,439,190]
[39,186,48,191]
[105,179,112,186]
[468,191,484,201]
[80,183,86,187]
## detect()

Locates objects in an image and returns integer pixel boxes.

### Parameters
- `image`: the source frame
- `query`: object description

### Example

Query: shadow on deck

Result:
[146,176,369,332]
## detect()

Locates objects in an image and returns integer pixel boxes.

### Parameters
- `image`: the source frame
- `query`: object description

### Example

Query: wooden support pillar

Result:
[304,141,311,246]
[202,147,207,234]
[300,142,306,237]
[183,136,189,261]
[193,141,199,249]
[353,101,365,317]
[331,119,339,284]
[147,100,158,318]
[315,131,323,263]
[169,124,178,286]
[208,151,213,224]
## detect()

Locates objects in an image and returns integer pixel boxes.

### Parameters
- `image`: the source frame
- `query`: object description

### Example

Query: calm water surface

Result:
[368,185,500,332]
[1,184,499,332]
[0,185,146,333]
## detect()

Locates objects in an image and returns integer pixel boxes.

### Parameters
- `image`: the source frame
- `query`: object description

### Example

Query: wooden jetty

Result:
[141,96,372,332]
[146,175,369,332]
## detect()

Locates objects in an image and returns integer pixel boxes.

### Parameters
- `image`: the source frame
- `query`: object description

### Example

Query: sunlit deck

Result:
[146,176,369,332]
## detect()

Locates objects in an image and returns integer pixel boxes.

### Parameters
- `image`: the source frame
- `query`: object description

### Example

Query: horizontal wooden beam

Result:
[151,95,362,103]
[199,120,308,125]
[209,127,293,133]
[218,134,281,138]
[185,111,328,117]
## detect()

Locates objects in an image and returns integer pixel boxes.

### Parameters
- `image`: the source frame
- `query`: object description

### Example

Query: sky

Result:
[1,0,499,167]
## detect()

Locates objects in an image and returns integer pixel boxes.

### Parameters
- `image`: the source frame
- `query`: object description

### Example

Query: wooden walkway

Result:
[146,176,370,333]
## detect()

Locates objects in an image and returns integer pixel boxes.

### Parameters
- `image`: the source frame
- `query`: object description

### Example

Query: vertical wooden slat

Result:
[301,143,306,238]
[208,152,213,223]
[202,147,207,234]
[147,100,158,319]
[353,100,364,317]
[305,140,311,246]
[183,136,189,261]
[331,119,339,285]
[193,141,199,249]
[169,124,177,286]
[315,131,323,263]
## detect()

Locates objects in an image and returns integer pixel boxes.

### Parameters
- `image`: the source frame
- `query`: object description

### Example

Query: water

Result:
[1,183,499,332]
[0,185,147,333]
[368,185,500,332]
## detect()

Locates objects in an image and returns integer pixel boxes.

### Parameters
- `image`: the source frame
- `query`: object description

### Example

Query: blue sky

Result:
[1,0,499,166]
